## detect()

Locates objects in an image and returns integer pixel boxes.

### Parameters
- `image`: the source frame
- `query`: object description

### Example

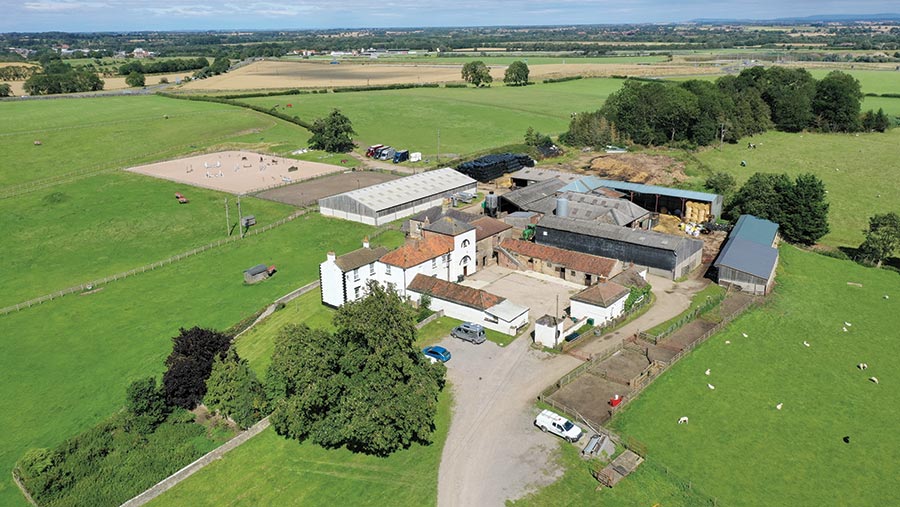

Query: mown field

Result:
[690,127,900,247]
[0,214,383,507]
[149,390,451,507]
[608,246,900,507]
[0,95,308,186]
[243,78,623,159]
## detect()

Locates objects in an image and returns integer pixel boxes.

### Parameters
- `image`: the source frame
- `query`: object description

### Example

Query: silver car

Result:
[451,323,486,344]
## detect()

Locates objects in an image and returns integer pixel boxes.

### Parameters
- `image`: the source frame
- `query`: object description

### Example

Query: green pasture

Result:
[0,214,378,507]
[293,54,668,66]
[149,389,451,507]
[689,128,900,247]
[0,95,309,186]
[806,68,900,95]
[0,173,294,307]
[244,78,622,159]
[609,246,900,507]
[861,95,900,116]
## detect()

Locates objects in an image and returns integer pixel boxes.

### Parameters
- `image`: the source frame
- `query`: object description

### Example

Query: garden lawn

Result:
[609,246,900,507]
[691,127,900,247]
[0,214,377,507]
[0,172,293,307]
[243,78,624,159]
[0,95,299,186]
[148,389,452,507]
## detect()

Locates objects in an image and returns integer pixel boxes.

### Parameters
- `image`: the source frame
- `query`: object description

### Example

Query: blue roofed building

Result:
[714,215,780,295]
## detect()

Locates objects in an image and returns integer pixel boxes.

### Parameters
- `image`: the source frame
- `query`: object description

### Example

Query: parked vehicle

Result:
[366,144,384,157]
[534,409,583,442]
[373,146,391,159]
[423,345,451,364]
[379,147,396,160]
[451,323,486,344]
[393,149,409,163]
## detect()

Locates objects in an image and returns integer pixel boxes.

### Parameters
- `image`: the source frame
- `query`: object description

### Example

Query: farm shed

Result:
[243,264,270,284]
[318,168,476,226]
[508,167,584,188]
[406,275,529,335]
[498,238,622,285]
[535,215,703,279]
[562,177,723,221]
[527,192,652,229]
[500,178,567,213]
[504,211,540,229]
[714,214,779,295]
[570,281,630,325]
[534,315,565,348]
[319,239,389,307]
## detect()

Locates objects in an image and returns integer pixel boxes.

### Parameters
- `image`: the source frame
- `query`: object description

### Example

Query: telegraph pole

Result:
[237,195,244,239]
[225,198,231,236]
[437,129,441,165]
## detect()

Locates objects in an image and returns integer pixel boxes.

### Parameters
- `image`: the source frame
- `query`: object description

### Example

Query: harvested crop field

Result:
[255,170,399,206]
[178,60,725,91]
[126,150,345,194]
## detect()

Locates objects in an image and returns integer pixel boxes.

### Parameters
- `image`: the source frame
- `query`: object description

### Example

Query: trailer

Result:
[366,144,384,157]
[374,146,391,159]
[379,147,396,161]
[393,150,409,163]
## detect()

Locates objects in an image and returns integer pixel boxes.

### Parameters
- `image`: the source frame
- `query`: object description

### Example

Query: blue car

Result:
[423,345,451,364]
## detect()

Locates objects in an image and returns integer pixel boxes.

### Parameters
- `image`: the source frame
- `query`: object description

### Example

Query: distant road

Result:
[1,82,173,102]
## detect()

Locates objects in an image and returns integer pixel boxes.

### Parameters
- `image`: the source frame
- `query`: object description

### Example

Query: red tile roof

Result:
[379,234,454,269]
[407,274,505,310]
[471,216,512,242]
[500,239,619,278]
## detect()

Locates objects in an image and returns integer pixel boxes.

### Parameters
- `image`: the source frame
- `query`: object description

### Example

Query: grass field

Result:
[689,128,900,247]
[607,246,900,507]
[0,95,309,186]
[0,172,294,306]
[293,55,670,66]
[243,78,623,159]
[0,214,379,507]
[149,389,451,507]
[806,68,900,95]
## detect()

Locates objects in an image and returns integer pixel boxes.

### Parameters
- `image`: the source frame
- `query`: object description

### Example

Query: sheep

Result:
[869,377,879,384]
[725,340,731,345]
[776,403,783,410]
[803,341,810,347]
[842,327,848,332]
[858,363,868,370]
[885,295,890,300]
[843,436,851,444]
[707,383,716,390]
[742,332,748,338]
[704,368,711,376]
[678,416,689,424]
[844,322,852,327]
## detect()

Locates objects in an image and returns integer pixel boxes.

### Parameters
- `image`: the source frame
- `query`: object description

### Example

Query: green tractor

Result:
[521,224,536,241]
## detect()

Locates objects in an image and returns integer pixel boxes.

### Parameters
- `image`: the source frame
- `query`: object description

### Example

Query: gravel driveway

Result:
[436,334,581,507]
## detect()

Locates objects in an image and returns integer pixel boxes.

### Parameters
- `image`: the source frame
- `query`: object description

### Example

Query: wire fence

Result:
[0,210,306,316]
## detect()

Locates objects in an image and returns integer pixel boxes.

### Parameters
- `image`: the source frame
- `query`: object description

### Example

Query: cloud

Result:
[140,4,218,16]
[23,0,108,11]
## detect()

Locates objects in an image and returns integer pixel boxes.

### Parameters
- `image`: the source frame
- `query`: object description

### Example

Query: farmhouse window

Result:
[353,268,359,282]
[369,263,375,276]
[385,265,392,275]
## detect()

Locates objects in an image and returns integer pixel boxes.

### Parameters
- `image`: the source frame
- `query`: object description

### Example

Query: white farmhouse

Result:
[569,281,631,326]
[406,275,529,335]
[319,238,388,307]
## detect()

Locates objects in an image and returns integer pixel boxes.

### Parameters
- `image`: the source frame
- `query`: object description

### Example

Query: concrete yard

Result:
[460,265,585,320]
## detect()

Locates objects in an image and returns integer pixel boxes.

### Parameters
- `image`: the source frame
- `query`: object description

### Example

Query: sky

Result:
[2,0,898,32]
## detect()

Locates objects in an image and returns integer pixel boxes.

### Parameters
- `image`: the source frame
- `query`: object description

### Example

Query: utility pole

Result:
[237,195,244,239]
[225,198,231,236]
[437,129,441,165]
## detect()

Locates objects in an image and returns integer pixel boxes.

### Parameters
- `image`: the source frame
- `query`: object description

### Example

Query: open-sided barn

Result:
[318,168,477,226]
[562,177,723,222]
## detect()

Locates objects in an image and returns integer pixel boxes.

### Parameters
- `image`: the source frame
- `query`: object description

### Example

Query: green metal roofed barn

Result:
[714,215,779,295]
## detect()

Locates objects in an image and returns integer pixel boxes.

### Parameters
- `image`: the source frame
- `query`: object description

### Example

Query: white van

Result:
[534,409,583,442]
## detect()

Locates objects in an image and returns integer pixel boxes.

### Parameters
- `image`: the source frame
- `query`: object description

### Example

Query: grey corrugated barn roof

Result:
[509,167,584,184]
[245,264,268,275]
[538,215,703,256]
[731,214,779,247]
[714,238,778,280]
[501,178,567,209]
[423,216,476,236]
[318,168,476,213]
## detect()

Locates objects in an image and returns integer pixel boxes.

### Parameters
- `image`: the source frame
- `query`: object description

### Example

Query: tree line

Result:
[23,58,103,95]
[117,57,210,76]
[563,67,893,150]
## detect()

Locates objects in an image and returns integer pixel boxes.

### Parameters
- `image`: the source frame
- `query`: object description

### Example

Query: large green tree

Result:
[725,172,793,225]
[163,327,232,409]
[0,83,11,97]
[601,80,699,145]
[705,171,737,196]
[760,67,817,132]
[125,377,169,434]
[503,60,529,86]
[461,60,493,87]
[267,282,445,456]
[559,111,618,148]
[204,348,267,428]
[125,71,145,87]
[308,109,356,152]
[857,212,900,267]
[813,71,863,132]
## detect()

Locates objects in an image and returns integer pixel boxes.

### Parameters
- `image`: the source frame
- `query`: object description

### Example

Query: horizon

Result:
[4,0,900,33]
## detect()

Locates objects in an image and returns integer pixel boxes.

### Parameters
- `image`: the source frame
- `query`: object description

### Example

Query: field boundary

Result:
[0,209,307,316]
[11,470,39,507]
[119,416,271,507]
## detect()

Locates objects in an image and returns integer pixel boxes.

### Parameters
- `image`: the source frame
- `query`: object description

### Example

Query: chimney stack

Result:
[327,251,336,262]
[363,236,370,249]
